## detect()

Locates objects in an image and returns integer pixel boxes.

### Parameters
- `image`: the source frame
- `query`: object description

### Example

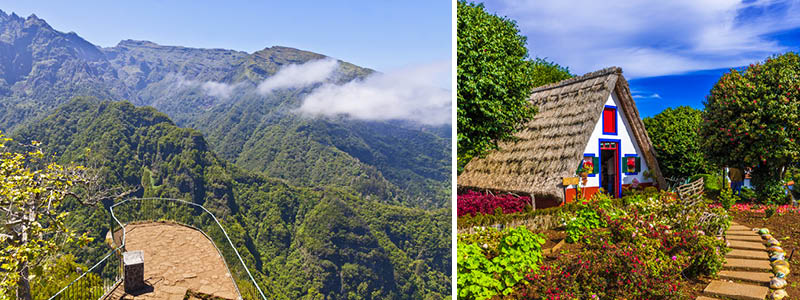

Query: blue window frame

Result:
[581,153,597,177]
[602,105,618,135]
[598,138,622,198]
[624,154,639,175]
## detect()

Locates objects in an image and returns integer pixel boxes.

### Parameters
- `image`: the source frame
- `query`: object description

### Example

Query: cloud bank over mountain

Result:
[295,60,451,125]
[257,58,339,94]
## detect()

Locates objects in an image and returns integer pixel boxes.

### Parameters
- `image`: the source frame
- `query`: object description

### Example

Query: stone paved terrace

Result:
[104,222,239,300]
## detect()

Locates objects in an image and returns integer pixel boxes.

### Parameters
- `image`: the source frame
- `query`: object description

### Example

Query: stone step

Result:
[729,225,751,231]
[696,297,721,300]
[723,258,772,272]
[726,235,763,242]
[726,249,769,260]
[728,240,767,251]
[718,270,772,285]
[703,280,769,300]
[727,230,759,236]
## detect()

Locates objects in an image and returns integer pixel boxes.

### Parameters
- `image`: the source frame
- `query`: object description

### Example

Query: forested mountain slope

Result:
[14,97,451,299]
[0,10,449,208]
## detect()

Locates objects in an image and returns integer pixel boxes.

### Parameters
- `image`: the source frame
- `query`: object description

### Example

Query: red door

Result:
[600,141,620,198]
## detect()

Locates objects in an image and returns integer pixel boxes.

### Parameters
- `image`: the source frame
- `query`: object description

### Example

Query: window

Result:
[580,154,599,177]
[623,154,641,174]
[602,106,617,135]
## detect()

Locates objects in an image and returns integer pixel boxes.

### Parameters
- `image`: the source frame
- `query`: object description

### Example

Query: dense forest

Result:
[14,98,451,299]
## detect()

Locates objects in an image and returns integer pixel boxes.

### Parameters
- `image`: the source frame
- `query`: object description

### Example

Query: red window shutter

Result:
[603,107,616,134]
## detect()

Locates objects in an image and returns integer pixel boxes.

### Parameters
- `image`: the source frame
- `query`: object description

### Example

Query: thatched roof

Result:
[458,67,666,203]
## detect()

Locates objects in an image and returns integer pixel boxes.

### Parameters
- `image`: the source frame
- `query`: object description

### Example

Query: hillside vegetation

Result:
[15,97,451,299]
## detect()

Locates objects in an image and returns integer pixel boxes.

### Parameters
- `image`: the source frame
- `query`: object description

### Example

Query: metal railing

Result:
[43,248,122,300]
[46,197,267,300]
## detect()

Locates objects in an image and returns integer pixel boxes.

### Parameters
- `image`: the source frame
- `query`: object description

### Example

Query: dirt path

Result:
[106,222,239,300]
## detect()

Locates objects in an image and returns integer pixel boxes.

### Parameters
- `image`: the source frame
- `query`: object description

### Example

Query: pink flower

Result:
[671,256,677,261]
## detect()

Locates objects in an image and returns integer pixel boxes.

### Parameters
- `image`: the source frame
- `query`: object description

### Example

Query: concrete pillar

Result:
[123,250,145,293]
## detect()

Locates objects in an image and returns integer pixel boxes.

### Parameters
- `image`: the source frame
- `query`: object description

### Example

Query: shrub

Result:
[643,106,712,179]
[719,185,738,210]
[563,195,615,243]
[457,244,503,300]
[689,173,722,194]
[740,186,757,201]
[510,233,686,299]
[457,226,546,300]
[499,190,730,299]
[457,190,530,217]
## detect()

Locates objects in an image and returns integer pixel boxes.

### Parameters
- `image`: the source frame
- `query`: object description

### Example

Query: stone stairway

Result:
[698,223,774,300]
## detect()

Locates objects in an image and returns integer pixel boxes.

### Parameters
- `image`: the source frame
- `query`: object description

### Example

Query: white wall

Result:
[580,92,652,188]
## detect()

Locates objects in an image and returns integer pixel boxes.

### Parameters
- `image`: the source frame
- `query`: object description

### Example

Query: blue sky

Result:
[479,0,800,117]
[0,1,451,74]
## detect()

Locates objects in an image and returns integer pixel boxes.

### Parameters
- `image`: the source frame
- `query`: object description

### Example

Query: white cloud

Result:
[295,60,452,125]
[632,92,662,100]
[201,81,239,98]
[257,58,339,94]
[487,0,800,78]
[168,73,240,99]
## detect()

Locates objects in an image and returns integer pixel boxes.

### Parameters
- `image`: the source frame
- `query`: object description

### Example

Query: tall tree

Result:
[700,53,800,203]
[457,1,570,171]
[0,137,128,300]
[643,106,711,180]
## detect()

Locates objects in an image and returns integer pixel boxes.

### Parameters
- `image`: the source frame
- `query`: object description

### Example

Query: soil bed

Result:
[534,228,566,249]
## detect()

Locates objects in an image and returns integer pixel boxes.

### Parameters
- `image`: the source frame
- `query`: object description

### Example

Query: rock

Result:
[770,253,785,262]
[773,264,790,274]
[767,238,781,247]
[770,278,787,289]
[759,228,770,235]
[763,234,774,240]
[768,246,784,253]
[770,289,788,300]
[772,260,790,268]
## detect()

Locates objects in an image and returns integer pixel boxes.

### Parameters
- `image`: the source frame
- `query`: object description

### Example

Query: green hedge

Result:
[457,198,626,229]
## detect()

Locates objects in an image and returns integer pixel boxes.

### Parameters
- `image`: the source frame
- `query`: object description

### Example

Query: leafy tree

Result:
[457,1,570,171]
[700,52,800,203]
[0,136,94,300]
[643,106,712,180]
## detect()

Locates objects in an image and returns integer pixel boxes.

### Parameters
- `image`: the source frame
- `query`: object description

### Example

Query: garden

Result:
[457,187,731,300]
[457,1,800,296]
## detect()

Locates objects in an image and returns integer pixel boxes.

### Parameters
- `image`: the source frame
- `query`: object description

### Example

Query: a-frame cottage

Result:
[458,67,667,208]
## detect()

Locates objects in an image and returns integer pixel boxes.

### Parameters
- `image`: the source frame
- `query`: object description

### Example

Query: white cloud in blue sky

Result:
[485,0,800,78]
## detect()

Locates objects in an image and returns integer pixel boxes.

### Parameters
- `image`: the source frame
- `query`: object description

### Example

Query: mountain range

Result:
[0,10,451,300]
[0,10,449,209]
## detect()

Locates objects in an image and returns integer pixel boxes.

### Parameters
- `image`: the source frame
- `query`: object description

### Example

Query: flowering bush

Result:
[699,53,800,203]
[730,203,800,214]
[514,190,731,299]
[457,190,530,217]
[458,190,730,299]
[509,232,686,299]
